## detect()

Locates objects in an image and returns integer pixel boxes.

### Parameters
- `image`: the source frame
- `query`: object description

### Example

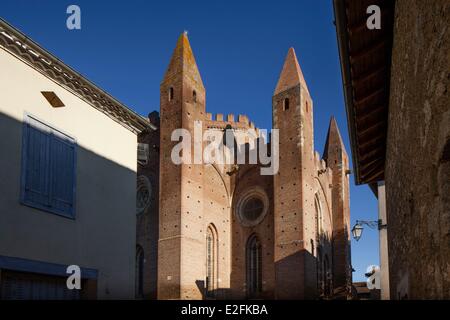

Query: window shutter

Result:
[23,124,51,207]
[1,273,81,300]
[1,275,31,300]
[49,134,75,217]
[21,116,76,218]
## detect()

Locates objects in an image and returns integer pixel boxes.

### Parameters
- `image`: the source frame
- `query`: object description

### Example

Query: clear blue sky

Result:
[1,0,379,282]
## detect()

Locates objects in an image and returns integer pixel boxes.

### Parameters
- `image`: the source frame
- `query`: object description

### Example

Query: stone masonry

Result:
[385,0,450,299]
[137,33,352,299]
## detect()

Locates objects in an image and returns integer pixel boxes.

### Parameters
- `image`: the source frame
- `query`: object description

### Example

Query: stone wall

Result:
[385,0,450,299]
[230,165,275,299]
[144,33,352,300]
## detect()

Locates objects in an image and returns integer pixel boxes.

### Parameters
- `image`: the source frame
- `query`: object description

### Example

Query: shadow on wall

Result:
[195,280,232,300]
[136,119,160,300]
[317,232,337,299]
[0,112,138,300]
[331,225,352,299]
[193,231,344,300]
[274,233,336,300]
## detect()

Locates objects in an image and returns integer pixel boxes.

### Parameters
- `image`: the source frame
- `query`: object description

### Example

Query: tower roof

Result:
[274,47,309,95]
[162,31,204,89]
[323,117,346,160]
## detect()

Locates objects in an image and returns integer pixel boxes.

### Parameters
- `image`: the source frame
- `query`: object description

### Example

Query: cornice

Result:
[0,18,155,134]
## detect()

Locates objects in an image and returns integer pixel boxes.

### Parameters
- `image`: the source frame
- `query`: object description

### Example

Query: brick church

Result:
[136,32,352,300]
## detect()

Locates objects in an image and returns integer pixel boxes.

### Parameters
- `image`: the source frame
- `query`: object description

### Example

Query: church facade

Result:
[136,33,352,300]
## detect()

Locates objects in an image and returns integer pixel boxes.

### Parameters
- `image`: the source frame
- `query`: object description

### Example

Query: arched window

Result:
[306,101,309,113]
[314,194,323,233]
[169,87,174,101]
[193,90,197,103]
[206,224,217,297]
[283,98,290,111]
[246,234,262,298]
[135,245,144,298]
[314,193,327,296]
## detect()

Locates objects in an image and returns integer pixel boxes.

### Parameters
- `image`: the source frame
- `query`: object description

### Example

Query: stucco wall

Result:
[385,0,450,299]
[0,48,137,299]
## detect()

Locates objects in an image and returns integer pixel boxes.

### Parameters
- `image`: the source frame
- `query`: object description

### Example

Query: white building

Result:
[0,19,155,299]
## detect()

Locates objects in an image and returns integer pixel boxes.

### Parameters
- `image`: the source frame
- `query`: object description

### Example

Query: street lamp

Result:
[351,220,386,241]
[351,223,364,241]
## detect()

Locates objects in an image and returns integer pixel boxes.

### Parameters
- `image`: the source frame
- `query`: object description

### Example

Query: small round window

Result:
[136,176,152,215]
[236,187,269,227]
[242,198,264,222]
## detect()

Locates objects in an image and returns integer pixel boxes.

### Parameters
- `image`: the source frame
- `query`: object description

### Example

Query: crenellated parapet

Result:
[204,113,259,134]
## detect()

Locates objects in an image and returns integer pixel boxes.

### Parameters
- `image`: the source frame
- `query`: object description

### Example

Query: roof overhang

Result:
[333,0,395,185]
[0,18,156,134]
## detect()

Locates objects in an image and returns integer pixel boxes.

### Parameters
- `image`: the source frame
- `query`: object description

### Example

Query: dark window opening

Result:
[206,225,217,297]
[169,87,174,101]
[193,90,197,103]
[246,234,262,298]
[135,246,144,298]
[242,197,264,222]
[441,139,450,163]
[283,98,289,111]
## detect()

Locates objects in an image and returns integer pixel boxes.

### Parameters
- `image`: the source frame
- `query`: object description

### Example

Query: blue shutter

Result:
[23,123,51,207]
[49,134,75,217]
[21,116,76,218]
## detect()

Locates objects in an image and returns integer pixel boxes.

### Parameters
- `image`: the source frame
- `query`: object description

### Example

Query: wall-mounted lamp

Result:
[351,220,387,241]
